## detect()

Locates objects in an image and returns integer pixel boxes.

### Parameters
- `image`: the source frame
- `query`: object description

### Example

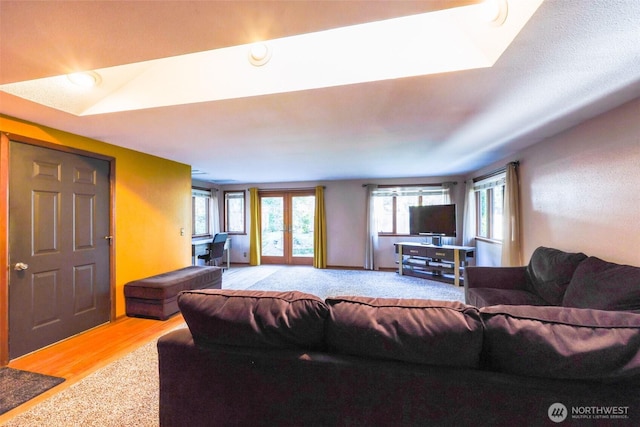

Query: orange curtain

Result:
[248,187,261,266]
[313,186,327,268]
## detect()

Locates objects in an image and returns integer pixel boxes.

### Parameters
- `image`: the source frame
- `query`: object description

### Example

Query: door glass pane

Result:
[292,195,315,257]
[261,197,283,256]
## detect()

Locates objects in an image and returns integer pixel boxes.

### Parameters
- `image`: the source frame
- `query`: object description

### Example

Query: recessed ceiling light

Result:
[248,43,272,66]
[67,71,102,87]
[481,0,509,26]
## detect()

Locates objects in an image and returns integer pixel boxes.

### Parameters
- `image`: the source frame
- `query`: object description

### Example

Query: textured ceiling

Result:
[1,0,639,184]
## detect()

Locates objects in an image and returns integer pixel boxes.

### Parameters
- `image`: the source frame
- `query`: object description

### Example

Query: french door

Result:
[260,191,314,265]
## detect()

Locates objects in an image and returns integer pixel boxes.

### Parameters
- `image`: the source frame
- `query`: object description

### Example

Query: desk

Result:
[394,242,475,287]
[192,238,231,269]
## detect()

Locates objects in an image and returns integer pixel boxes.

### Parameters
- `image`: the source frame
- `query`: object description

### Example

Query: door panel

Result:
[9,141,111,359]
[260,192,314,265]
[34,190,59,254]
[31,270,59,328]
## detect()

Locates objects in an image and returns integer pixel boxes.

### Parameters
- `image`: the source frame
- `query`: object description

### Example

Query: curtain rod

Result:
[250,186,325,191]
[473,161,519,183]
[362,182,457,188]
[193,186,218,192]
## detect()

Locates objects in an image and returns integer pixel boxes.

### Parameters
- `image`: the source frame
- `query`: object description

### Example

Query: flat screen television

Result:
[409,204,457,237]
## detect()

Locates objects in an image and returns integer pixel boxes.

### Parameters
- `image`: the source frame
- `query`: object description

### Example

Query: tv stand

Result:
[394,242,475,287]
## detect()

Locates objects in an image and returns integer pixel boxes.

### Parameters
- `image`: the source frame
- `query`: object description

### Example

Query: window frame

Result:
[192,187,212,238]
[473,173,505,242]
[224,190,246,235]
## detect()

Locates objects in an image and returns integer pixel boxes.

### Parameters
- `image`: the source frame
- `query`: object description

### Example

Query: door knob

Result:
[14,262,29,271]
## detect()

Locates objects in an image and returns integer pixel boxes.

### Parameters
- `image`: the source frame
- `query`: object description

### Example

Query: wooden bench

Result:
[124,266,222,320]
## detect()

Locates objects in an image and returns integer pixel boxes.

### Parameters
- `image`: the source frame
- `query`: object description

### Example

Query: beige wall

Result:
[471,97,640,266]
[222,98,640,270]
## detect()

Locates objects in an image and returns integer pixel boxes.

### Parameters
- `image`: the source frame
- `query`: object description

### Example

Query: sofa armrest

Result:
[464,266,528,291]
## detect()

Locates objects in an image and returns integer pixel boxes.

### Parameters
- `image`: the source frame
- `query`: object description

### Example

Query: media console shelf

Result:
[394,242,475,287]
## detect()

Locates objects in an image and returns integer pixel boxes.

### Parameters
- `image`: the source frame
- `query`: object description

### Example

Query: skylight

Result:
[0,0,543,116]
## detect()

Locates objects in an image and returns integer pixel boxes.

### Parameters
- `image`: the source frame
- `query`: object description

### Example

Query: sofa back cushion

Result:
[563,256,640,312]
[525,246,587,305]
[481,305,640,382]
[178,290,329,350]
[325,296,483,368]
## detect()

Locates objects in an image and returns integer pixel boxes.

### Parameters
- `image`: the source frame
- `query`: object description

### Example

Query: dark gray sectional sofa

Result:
[465,246,640,312]
[158,280,640,426]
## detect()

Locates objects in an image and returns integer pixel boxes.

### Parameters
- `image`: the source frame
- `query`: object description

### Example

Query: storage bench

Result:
[124,266,222,320]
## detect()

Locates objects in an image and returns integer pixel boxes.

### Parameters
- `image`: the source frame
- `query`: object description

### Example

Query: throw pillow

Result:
[481,305,640,381]
[325,296,483,368]
[563,256,640,311]
[178,289,329,350]
[525,246,587,305]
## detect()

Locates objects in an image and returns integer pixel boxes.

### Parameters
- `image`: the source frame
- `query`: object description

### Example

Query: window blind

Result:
[192,188,212,197]
[473,173,505,191]
[372,186,446,197]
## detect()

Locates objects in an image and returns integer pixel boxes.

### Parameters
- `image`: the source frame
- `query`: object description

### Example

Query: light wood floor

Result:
[0,264,277,424]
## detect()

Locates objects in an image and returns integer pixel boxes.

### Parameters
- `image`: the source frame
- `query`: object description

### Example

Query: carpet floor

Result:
[243,266,465,302]
[0,368,65,416]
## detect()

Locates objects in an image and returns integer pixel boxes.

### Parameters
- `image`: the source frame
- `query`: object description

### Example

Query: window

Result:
[373,186,448,235]
[474,173,505,241]
[224,191,246,234]
[192,188,212,238]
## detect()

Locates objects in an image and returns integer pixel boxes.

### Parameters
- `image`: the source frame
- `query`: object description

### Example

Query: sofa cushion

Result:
[563,256,640,312]
[325,296,483,368]
[481,305,640,381]
[466,288,548,308]
[525,246,587,305]
[178,290,329,350]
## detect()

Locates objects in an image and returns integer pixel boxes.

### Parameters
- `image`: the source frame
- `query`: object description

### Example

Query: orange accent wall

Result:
[0,114,192,318]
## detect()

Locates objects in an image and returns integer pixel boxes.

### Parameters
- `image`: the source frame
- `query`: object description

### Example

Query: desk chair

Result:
[197,233,228,268]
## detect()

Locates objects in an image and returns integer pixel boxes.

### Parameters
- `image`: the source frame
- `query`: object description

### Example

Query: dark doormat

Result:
[0,367,65,415]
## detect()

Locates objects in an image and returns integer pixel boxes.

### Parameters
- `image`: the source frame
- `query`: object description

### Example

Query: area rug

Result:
[245,267,465,302]
[0,368,65,416]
